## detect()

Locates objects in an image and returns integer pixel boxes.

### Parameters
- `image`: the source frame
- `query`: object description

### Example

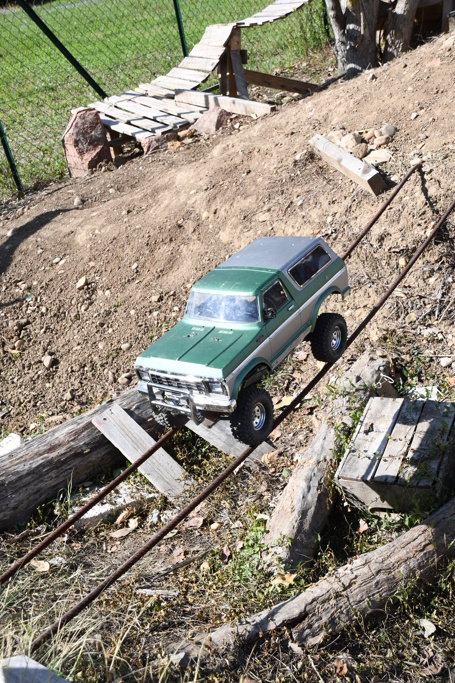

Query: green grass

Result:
[0,0,331,200]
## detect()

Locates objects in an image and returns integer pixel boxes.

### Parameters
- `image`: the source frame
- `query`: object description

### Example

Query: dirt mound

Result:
[1,30,455,437]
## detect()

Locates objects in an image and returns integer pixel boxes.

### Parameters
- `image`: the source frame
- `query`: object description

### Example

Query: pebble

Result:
[374,135,391,147]
[351,143,369,160]
[440,357,452,368]
[398,257,407,268]
[42,354,53,369]
[76,276,88,290]
[339,132,362,152]
[14,339,25,351]
[410,112,419,120]
[202,211,210,220]
[118,375,131,386]
[364,129,376,142]
[63,389,74,401]
[132,262,138,271]
[108,371,115,384]
[6,227,17,237]
[121,342,131,351]
[381,124,397,137]
[151,294,162,303]
[53,257,61,264]
[367,72,377,82]
[74,196,84,207]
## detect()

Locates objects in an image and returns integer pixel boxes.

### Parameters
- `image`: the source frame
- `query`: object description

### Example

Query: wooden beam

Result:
[175,90,275,117]
[244,69,317,94]
[309,134,387,196]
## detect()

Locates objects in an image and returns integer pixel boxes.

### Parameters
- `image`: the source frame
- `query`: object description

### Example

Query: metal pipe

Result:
[15,0,108,100]
[30,196,455,653]
[0,427,176,585]
[0,121,24,196]
[342,161,422,261]
[172,0,188,57]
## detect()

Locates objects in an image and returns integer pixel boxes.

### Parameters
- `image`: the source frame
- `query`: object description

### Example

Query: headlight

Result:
[136,369,149,381]
[206,380,227,395]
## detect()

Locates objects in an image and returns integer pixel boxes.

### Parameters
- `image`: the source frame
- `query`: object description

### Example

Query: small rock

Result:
[118,375,131,386]
[76,276,88,290]
[364,129,376,142]
[367,72,377,82]
[132,262,138,271]
[121,342,131,351]
[63,389,74,401]
[108,371,115,384]
[339,132,362,152]
[398,256,407,268]
[6,227,17,237]
[440,357,452,368]
[411,112,419,120]
[191,107,230,134]
[381,124,397,137]
[363,149,392,165]
[373,135,391,147]
[53,257,61,264]
[326,130,345,144]
[15,339,26,351]
[141,136,167,155]
[42,354,53,369]
[74,196,84,208]
[351,143,369,160]
[202,211,210,220]
[0,433,24,456]
[151,294,162,303]
[405,312,416,324]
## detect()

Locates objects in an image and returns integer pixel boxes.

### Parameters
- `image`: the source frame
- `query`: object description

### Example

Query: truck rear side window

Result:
[288,246,331,287]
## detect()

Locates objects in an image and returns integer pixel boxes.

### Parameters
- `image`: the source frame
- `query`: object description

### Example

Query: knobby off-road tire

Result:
[311,313,347,363]
[230,385,274,446]
[151,406,188,429]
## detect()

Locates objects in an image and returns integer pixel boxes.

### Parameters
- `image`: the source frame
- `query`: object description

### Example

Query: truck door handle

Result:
[287,304,295,311]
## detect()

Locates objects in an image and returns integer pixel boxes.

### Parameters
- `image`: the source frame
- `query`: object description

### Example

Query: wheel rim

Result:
[331,326,342,351]
[252,402,266,430]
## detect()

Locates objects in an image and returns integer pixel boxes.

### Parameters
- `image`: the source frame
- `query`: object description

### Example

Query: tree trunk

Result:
[0,390,153,530]
[383,0,420,61]
[178,498,455,653]
[345,0,380,75]
[325,0,347,74]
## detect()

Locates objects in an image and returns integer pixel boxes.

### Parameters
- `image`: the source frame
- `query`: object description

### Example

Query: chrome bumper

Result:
[137,380,236,423]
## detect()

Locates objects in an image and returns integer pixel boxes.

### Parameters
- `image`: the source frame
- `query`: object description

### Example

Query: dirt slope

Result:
[1,30,455,437]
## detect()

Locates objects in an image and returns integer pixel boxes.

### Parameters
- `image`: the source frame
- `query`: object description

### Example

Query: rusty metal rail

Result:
[29,194,455,653]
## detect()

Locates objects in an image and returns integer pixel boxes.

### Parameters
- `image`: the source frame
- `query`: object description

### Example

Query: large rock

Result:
[62,108,112,177]
[191,107,230,135]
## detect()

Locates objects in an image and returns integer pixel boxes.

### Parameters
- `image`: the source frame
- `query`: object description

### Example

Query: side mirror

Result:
[264,307,276,321]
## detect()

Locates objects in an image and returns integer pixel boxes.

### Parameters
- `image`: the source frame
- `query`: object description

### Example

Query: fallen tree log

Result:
[0,390,153,530]
[176,497,455,654]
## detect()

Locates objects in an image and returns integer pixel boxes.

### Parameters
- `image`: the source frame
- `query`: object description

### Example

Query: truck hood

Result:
[135,320,260,378]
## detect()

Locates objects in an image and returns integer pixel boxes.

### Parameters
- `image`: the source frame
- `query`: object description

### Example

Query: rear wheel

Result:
[311,312,347,363]
[230,386,274,446]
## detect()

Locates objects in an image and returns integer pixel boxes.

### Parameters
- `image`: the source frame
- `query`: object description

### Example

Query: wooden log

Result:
[244,69,317,94]
[0,390,153,531]
[309,134,387,196]
[175,90,275,117]
[177,497,455,654]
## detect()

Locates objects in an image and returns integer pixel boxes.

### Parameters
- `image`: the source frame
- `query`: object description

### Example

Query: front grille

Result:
[148,373,206,394]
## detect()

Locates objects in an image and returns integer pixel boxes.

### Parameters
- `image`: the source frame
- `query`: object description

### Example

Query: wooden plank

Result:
[179,55,220,73]
[374,400,425,484]
[127,92,206,118]
[175,90,276,116]
[136,82,176,97]
[99,116,156,140]
[337,397,403,482]
[167,67,211,84]
[244,69,317,94]
[106,96,188,127]
[401,402,455,488]
[92,404,191,499]
[310,134,387,196]
[186,418,272,459]
[231,50,249,100]
[153,75,200,91]
[199,23,235,46]
[187,44,227,60]
[90,101,174,132]
[217,51,229,96]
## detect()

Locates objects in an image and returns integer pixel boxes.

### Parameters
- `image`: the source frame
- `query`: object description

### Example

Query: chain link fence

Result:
[0,0,330,201]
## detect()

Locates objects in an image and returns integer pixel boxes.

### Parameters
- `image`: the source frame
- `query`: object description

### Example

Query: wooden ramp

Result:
[85,0,315,149]
[335,397,455,513]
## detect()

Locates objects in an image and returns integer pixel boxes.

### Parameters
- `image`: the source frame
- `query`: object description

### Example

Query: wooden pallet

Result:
[335,397,455,513]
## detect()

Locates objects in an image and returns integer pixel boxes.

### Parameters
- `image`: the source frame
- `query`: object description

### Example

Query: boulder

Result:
[62,108,112,177]
[141,135,168,155]
[191,107,230,135]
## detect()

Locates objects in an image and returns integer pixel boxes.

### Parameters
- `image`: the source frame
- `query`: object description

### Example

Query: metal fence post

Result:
[0,122,24,197]
[173,0,188,57]
[15,0,108,99]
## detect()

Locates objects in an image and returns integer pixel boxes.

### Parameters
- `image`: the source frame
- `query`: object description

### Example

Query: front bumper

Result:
[137,380,236,423]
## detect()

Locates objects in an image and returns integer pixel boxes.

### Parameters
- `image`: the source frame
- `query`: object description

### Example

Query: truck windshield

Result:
[186,291,260,323]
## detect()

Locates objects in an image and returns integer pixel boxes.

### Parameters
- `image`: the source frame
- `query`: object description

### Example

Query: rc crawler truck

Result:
[135,236,350,446]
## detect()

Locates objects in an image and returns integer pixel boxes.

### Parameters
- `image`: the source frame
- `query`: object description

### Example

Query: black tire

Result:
[151,406,188,429]
[230,386,274,446]
[311,312,347,363]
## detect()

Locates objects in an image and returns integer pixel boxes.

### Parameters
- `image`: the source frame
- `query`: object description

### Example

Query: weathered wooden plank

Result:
[374,400,425,484]
[186,418,272,459]
[401,402,455,488]
[153,75,200,92]
[92,404,191,499]
[127,92,206,118]
[337,397,403,482]
[187,44,227,61]
[179,56,220,73]
[99,115,166,139]
[167,67,211,84]
[136,82,175,97]
[0,390,154,531]
[244,69,317,94]
[310,134,387,196]
[199,23,235,46]
[106,96,188,127]
[0,655,69,683]
[90,101,174,133]
[230,50,249,100]
[175,90,275,116]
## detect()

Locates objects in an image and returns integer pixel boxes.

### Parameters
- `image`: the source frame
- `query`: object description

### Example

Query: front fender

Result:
[309,286,341,331]
[231,358,272,399]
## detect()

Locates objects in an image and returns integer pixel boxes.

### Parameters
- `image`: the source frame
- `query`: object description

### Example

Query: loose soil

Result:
[1,29,455,683]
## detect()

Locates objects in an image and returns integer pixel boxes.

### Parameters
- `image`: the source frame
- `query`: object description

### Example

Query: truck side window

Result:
[263,280,288,313]
[289,246,331,287]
